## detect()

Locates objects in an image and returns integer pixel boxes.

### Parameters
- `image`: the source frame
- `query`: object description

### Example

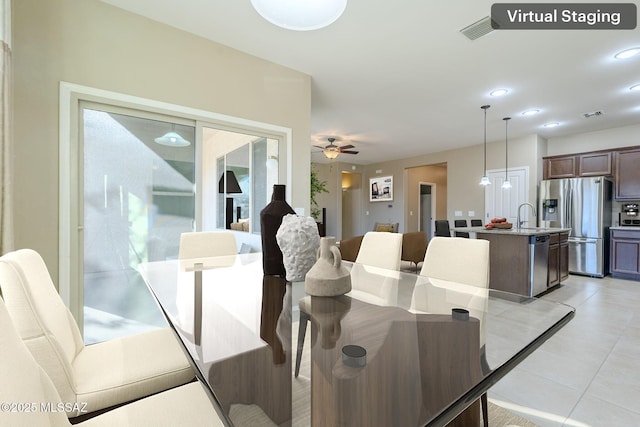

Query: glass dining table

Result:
[139,252,574,427]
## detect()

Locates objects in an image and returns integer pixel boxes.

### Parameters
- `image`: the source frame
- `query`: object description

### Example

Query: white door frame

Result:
[59,82,292,323]
[484,166,529,225]
[418,181,436,239]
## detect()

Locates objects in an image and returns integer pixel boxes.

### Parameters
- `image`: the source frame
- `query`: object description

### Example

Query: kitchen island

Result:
[454,226,571,296]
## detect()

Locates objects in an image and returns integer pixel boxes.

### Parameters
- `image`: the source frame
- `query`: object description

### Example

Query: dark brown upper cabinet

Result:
[544,155,577,179]
[543,150,614,180]
[578,152,612,177]
[615,148,640,200]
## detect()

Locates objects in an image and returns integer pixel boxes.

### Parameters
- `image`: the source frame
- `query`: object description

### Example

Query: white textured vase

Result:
[275,214,321,281]
[305,236,351,296]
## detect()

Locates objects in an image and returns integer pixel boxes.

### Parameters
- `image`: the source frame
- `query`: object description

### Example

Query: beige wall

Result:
[12,0,311,283]
[546,123,640,156]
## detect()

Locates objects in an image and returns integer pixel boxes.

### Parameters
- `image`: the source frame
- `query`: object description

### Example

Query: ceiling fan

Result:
[314,137,359,159]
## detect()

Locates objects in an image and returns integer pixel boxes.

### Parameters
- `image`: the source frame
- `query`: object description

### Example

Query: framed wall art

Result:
[369,175,393,202]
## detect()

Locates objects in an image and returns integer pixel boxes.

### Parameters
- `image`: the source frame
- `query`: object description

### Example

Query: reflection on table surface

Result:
[139,253,574,427]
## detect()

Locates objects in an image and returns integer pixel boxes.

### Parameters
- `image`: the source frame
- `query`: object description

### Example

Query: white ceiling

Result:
[99,0,640,165]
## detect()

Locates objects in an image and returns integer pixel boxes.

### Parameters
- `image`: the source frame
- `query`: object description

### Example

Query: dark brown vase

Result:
[260,185,295,276]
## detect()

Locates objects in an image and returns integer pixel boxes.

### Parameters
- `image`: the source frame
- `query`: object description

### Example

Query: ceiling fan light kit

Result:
[315,137,359,160]
[251,0,347,31]
[323,146,340,159]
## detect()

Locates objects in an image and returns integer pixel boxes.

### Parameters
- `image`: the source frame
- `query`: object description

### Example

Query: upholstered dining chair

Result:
[178,231,238,265]
[0,249,195,417]
[434,220,451,237]
[355,231,403,271]
[0,295,225,427]
[295,232,403,377]
[410,237,491,427]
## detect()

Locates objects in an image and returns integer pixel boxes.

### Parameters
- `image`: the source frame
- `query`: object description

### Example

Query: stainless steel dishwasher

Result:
[529,234,550,296]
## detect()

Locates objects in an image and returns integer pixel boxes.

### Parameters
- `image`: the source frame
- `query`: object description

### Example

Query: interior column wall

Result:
[12,0,311,283]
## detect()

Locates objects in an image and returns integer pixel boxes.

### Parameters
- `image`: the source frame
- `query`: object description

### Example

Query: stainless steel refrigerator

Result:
[539,177,612,277]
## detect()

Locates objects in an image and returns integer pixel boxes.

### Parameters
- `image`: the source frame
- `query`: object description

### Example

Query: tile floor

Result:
[489,274,640,427]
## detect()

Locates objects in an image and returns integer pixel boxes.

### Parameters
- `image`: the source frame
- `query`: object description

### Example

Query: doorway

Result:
[485,167,529,224]
[418,182,436,239]
[341,172,363,239]
[61,83,293,339]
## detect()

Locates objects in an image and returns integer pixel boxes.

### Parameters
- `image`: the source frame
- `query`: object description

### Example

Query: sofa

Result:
[338,232,428,272]
[400,231,428,271]
[230,219,250,232]
[373,222,399,233]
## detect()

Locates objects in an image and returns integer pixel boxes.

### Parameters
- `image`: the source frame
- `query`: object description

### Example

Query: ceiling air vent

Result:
[460,16,495,40]
[583,111,604,118]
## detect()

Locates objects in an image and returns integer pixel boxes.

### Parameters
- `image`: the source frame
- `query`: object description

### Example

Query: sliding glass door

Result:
[81,105,195,343]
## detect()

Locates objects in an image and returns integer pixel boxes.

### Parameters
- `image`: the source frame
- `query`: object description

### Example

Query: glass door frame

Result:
[60,82,292,329]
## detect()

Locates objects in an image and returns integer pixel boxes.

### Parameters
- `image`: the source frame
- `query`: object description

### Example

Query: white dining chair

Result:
[0,294,225,427]
[411,236,490,427]
[355,231,403,270]
[418,236,490,287]
[178,231,238,267]
[0,249,195,417]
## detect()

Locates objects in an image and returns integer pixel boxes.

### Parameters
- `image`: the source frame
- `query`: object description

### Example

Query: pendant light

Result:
[502,117,512,189]
[479,105,491,186]
[154,132,190,147]
[154,124,191,147]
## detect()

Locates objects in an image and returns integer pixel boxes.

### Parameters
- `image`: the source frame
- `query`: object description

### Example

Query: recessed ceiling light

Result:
[251,0,347,31]
[490,88,508,97]
[614,47,640,59]
[543,122,560,128]
[630,84,640,91]
[522,109,540,116]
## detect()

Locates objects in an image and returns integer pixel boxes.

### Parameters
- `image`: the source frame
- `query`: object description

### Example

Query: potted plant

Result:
[311,168,329,232]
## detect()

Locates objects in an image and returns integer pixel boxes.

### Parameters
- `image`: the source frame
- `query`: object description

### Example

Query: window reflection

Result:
[204,127,278,234]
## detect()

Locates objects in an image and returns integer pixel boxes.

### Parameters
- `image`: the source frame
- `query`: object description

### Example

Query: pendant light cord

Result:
[484,108,487,174]
[481,105,490,175]
[505,117,509,179]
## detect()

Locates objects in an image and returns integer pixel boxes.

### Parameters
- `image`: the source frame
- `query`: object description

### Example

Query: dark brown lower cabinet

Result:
[560,234,569,281]
[611,228,640,280]
[549,234,560,287]
[548,232,569,288]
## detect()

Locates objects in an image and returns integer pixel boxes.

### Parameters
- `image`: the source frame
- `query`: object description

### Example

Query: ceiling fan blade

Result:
[340,150,359,154]
[313,145,326,149]
[339,144,355,150]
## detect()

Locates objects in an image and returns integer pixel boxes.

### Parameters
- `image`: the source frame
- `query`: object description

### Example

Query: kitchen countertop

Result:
[610,226,640,231]
[453,226,572,236]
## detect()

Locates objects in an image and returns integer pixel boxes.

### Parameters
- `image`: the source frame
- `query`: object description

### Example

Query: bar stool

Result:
[434,220,451,237]
[454,219,469,238]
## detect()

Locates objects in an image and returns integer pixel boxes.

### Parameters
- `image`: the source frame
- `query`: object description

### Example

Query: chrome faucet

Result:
[517,203,537,230]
